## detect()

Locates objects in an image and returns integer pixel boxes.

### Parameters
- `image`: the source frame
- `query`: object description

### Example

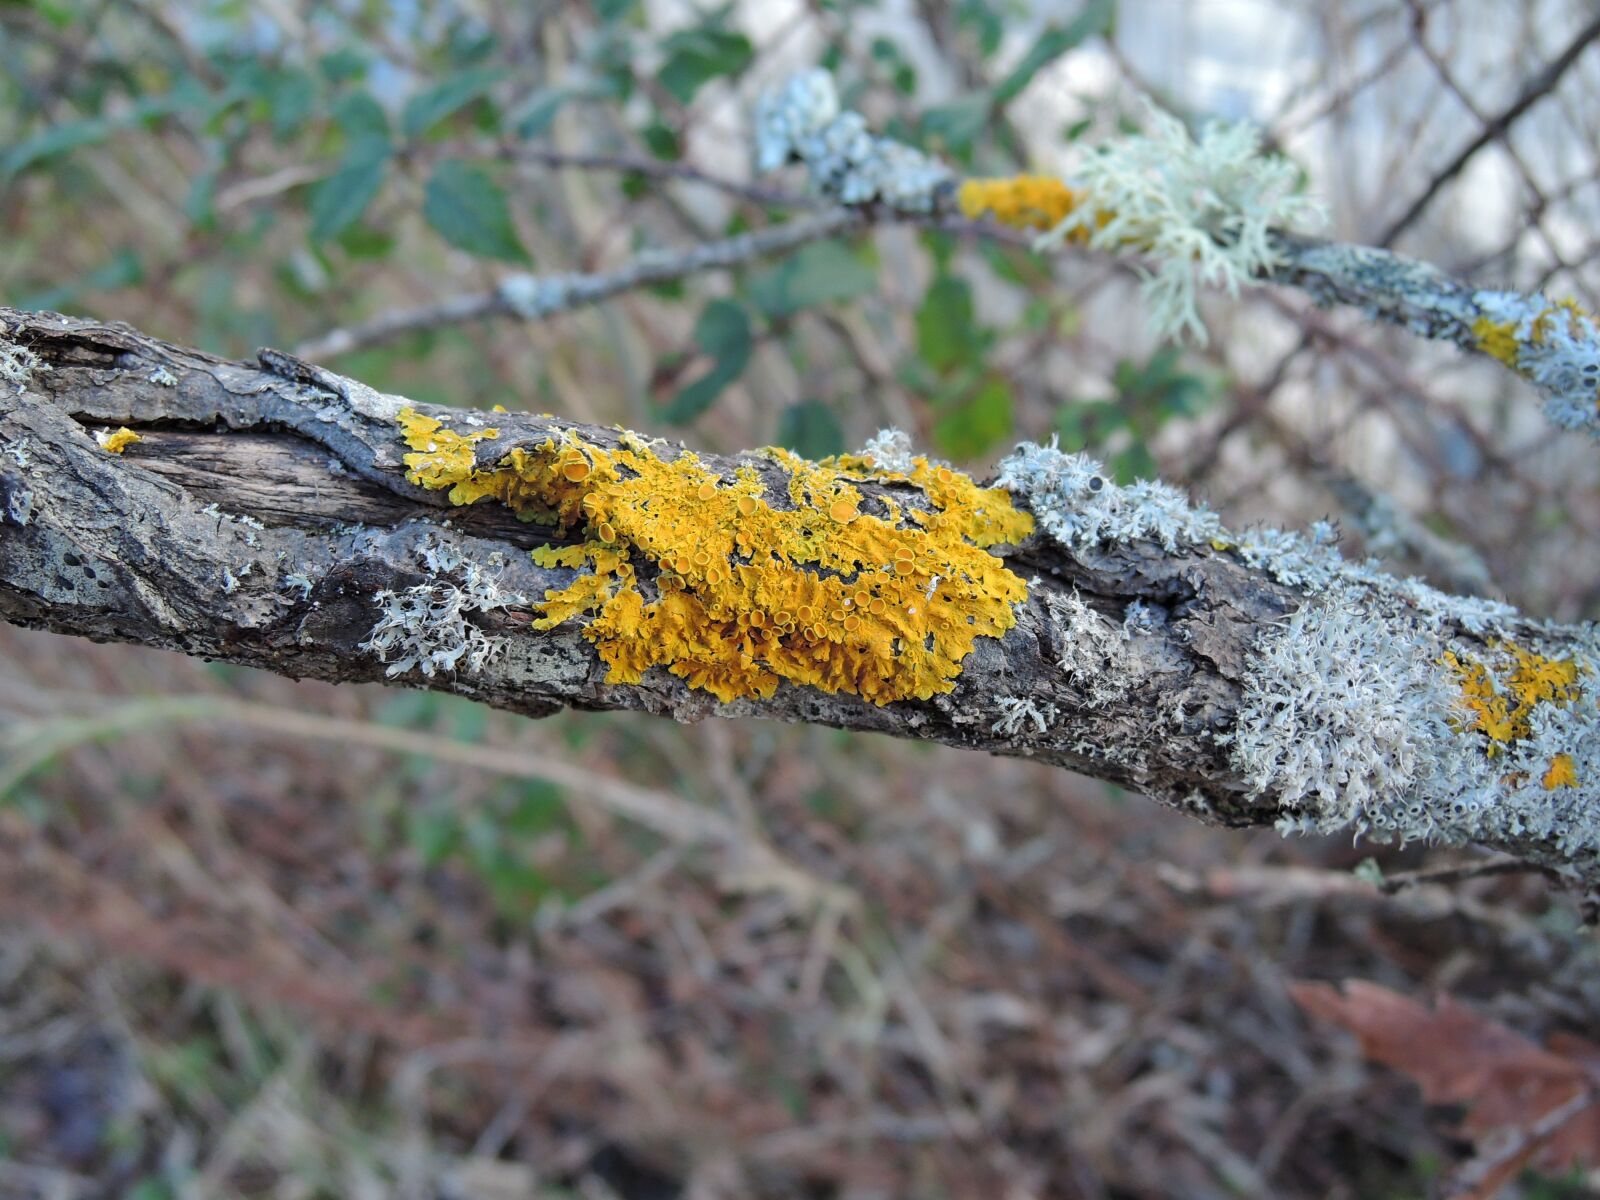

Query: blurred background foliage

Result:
[4,1,1600,1197]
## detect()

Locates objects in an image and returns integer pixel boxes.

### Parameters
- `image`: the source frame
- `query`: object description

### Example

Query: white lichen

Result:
[0,327,47,394]
[1046,589,1129,709]
[858,427,916,474]
[1227,593,1600,864]
[1473,289,1600,433]
[991,695,1059,737]
[1038,99,1324,345]
[149,366,178,387]
[997,438,1521,635]
[498,273,578,319]
[362,551,520,679]
[996,439,1224,551]
[753,70,954,211]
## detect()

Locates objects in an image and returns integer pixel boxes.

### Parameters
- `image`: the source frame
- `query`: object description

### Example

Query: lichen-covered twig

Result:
[294,209,861,359]
[758,71,1600,436]
[3,307,1599,888]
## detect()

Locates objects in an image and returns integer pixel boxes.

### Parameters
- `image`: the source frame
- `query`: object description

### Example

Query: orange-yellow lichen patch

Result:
[397,408,502,499]
[394,408,1034,705]
[958,175,1084,233]
[1473,299,1599,370]
[1470,316,1521,368]
[1544,753,1578,790]
[1442,641,1584,787]
[95,426,142,454]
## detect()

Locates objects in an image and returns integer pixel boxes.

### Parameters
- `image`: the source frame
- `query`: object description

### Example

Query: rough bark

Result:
[1,307,1594,882]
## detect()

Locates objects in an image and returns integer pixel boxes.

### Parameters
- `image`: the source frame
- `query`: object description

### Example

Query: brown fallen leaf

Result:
[1291,979,1600,1199]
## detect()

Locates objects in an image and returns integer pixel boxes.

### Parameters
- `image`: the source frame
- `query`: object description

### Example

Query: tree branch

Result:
[3,307,1598,885]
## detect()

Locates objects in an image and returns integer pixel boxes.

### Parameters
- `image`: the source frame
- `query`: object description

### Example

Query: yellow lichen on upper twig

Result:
[957,176,1087,235]
[396,409,1033,705]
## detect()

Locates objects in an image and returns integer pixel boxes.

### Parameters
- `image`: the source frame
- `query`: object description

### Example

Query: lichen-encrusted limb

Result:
[758,71,1600,435]
[2,307,1599,885]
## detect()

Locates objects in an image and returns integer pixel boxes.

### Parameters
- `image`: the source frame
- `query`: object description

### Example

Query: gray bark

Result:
[0,306,1589,881]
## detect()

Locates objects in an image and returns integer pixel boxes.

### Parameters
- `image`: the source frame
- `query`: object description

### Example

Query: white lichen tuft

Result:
[1473,289,1600,433]
[148,365,179,387]
[498,273,578,319]
[1046,590,1129,708]
[991,695,1059,737]
[753,70,954,211]
[1227,592,1600,863]
[1039,99,1324,345]
[996,439,1224,551]
[858,427,916,474]
[1227,600,1449,837]
[362,551,520,679]
[0,326,47,394]
[997,438,1523,636]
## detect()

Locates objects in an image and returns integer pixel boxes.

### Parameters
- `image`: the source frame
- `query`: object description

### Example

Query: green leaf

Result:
[657,25,754,103]
[776,400,845,459]
[992,0,1115,106]
[307,147,388,242]
[512,87,571,139]
[422,160,529,262]
[747,240,876,318]
[332,90,390,151]
[918,94,991,160]
[661,298,753,424]
[693,297,752,358]
[267,68,317,140]
[1,116,113,179]
[916,274,978,372]
[402,67,507,138]
[934,376,1013,459]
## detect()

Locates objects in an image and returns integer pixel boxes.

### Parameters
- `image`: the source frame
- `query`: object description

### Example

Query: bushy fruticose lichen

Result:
[1001,437,1600,863]
[394,409,1032,705]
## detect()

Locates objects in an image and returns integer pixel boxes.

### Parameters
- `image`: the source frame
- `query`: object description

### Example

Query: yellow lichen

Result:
[397,408,502,500]
[1470,316,1521,368]
[1442,642,1583,787]
[1544,753,1578,790]
[95,426,142,454]
[1473,299,1598,370]
[395,407,1034,705]
[958,175,1086,234]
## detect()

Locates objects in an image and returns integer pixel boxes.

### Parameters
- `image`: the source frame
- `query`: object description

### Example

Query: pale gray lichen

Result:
[1227,593,1600,868]
[1037,99,1325,344]
[1046,589,1130,709]
[1472,289,1600,433]
[996,439,1224,551]
[3,484,33,527]
[0,327,47,394]
[498,273,578,319]
[148,366,178,387]
[362,549,521,679]
[991,695,1059,737]
[753,70,954,212]
[997,438,1521,636]
[858,428,916,474]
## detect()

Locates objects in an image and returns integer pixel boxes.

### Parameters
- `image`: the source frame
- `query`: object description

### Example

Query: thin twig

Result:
[293,209,863,359]
[1379,9,1600,246]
